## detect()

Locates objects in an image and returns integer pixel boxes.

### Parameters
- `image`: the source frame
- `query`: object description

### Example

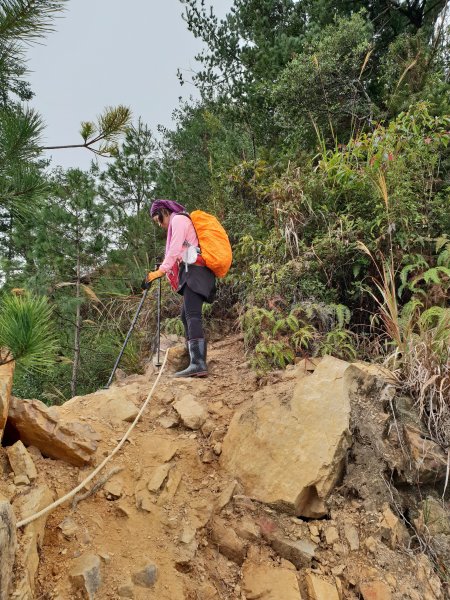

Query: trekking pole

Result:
[104,287,150,389]
[155,262,162,367]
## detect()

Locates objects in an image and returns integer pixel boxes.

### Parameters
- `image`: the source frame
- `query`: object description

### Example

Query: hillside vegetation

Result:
[0,0,449,463]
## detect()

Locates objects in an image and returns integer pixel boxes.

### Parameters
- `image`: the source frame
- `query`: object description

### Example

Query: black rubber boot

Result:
[174,339,207,378]
[176,340,190,371]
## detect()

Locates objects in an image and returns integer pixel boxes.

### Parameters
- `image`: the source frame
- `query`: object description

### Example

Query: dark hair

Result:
[153,207,171,224]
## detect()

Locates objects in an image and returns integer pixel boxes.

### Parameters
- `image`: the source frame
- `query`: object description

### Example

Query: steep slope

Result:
[2,335,448,599]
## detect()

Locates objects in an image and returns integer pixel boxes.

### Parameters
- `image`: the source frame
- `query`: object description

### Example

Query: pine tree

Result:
[32,168,114,395]
[98,118,158,215]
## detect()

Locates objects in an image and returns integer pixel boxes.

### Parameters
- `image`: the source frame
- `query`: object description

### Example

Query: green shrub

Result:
[240,301,355,372]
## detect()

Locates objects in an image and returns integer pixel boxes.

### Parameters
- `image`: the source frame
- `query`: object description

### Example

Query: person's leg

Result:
[181,301,189,340]
[178,301,190,368]
[183,285,204,340]
[174,286,207,377]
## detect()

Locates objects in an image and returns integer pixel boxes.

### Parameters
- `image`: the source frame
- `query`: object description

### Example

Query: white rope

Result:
[16,351,169,529]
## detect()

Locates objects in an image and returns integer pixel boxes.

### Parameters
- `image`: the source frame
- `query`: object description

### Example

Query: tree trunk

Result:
[7,214,13,261]
[71,249,81,397]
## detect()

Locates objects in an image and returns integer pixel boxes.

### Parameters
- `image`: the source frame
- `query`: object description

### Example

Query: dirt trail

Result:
[35,336,257,599]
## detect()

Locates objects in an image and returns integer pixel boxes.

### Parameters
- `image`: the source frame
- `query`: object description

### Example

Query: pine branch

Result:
[0,0,67,43]
[42,105,132,156]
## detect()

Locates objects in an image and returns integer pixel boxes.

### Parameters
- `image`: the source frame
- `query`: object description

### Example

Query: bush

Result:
[240,302,355,372]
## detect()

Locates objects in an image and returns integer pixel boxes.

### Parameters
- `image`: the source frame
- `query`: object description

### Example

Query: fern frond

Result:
[292,325,315,351]
[437,247,450,268]
[400,298,423,324]
[329,303,351,328]
[317,328,357,360]
[421,266,450,286]
[419,306,449,332]
[436,236,449,253]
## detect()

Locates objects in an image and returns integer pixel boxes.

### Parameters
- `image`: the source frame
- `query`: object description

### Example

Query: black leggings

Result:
[181,285,204,340]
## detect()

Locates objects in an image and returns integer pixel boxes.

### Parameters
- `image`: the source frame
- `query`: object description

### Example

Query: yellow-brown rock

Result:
[60,386,139,425]
[0,361,14,443]
[305,573,340,600]
[403,425,448,483]
[414,496,450,536]
[210,517,247,565]
[0,500,16,600]
[359,580,392,600]
[221,356,352,517]
[12,484,54,599]
[379,504,409,548]
[8,396,98,466]
[6,441,37,481]
[242,560,303,599]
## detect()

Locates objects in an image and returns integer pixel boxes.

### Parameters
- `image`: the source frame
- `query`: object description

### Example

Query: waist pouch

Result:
[166,256,206,292]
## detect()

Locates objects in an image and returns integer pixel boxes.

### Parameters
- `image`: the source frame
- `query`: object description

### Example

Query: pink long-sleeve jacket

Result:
[160,213,199,274]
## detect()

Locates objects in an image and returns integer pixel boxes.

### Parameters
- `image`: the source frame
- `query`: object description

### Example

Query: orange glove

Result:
[146,269,164,284]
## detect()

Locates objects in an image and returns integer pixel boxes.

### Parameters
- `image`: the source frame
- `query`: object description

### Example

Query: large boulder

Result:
[221,356,352,517]
[8,396,99,466]
[60,387,139,425]
[0,361,14,443]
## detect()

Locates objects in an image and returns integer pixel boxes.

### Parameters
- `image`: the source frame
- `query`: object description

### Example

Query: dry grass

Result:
[402,317,450,448]
[357,242,450,467]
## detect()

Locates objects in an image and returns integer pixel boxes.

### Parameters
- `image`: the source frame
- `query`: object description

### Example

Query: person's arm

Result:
[159,215,191,273]
[144,215,191,287]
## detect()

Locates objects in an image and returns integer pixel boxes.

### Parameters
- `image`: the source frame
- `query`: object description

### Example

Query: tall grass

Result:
[358,234,450,451]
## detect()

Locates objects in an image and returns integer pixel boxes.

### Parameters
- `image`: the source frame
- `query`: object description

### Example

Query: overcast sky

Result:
[27,1,232,170]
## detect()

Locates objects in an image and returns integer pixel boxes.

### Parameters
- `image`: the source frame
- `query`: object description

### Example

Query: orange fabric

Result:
[146,269,164,283]
[190,210,232,278]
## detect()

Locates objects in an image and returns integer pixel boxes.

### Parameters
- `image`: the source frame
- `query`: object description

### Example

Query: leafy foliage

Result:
[240,302,355,371]
[273,12,374,146]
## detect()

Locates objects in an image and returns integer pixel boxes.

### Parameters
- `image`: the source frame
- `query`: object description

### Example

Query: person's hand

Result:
[141,269,164,290]
[146,269,164,284]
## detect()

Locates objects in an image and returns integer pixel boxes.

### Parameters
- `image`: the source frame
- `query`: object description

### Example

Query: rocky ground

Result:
[0,335,449,599]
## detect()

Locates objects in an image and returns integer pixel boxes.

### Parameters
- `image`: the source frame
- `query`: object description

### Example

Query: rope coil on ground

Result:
[16,350,169,529]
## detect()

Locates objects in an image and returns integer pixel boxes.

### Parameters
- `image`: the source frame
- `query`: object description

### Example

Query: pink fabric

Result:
[160,213,199,274]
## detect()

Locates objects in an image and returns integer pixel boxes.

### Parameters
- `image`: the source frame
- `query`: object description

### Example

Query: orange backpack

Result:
[190,210,232,278]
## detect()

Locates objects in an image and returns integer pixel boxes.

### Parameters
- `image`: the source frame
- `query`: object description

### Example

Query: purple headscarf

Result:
[150,199,188,266]
[150,199,186,217]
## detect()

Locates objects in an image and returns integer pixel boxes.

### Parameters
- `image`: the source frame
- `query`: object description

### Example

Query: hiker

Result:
[144,199,216,378]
